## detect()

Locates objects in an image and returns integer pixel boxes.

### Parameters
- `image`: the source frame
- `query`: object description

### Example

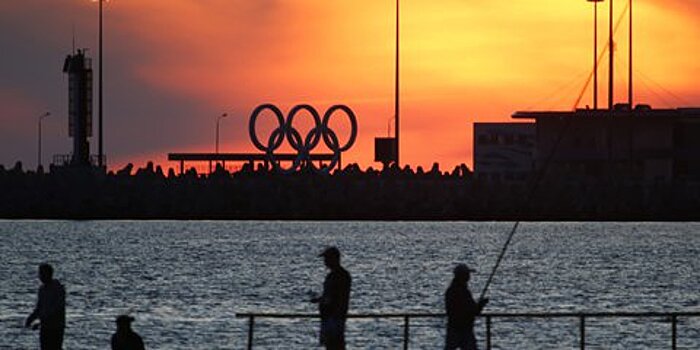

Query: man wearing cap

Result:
[25,263,66,350]
[310,246,352,350]
[111,315,145,350]
[444,264,489,350]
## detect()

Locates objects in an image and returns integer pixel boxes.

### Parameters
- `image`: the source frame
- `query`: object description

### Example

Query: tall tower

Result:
[62,50,93,167]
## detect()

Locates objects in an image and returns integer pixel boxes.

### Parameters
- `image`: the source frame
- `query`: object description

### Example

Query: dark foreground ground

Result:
[2,161,699,220]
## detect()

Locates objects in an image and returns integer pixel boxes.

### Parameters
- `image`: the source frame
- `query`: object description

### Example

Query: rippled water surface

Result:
[1,221,699,349]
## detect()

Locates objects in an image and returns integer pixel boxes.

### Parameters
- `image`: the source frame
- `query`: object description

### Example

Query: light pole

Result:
[98,0,105,169]
[394,0,400,166]
[37,112,51,170]
[588,0,604,110]
[215,113,228,154]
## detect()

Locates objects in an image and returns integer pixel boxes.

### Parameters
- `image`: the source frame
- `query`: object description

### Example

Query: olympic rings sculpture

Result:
[249,104,358,173]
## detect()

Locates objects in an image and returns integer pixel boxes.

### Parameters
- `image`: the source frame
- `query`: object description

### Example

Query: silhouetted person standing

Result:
[310,247,351,350]
[444,264,488,350]
[25,263,66,350]
[111,315,145,350]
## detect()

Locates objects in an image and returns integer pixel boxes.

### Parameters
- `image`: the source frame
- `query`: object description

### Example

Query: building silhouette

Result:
[513,105,700,184]
[473,123,534,183]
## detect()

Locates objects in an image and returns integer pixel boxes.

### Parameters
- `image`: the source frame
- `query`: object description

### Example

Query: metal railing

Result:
[235,311,700,350]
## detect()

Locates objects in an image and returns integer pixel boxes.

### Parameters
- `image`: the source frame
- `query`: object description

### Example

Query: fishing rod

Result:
[478,1,635,300]
[479,115,577,301]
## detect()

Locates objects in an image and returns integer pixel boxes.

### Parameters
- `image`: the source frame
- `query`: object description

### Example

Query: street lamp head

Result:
[587,0,604,2]
[215,112,229,154]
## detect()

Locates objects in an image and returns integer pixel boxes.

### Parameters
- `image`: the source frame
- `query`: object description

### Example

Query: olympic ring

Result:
[249,104,358,173]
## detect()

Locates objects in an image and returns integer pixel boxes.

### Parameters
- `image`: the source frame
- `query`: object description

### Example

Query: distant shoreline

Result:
[3,161,700,221]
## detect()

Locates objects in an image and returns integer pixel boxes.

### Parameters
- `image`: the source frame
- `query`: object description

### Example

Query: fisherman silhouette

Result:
[310,246,351,350]
[25,263,66,350]
[111,315,145,350]
[444,264,488,350]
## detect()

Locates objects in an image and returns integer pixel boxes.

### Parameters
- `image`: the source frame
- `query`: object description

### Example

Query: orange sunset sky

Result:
[1,0,699,172]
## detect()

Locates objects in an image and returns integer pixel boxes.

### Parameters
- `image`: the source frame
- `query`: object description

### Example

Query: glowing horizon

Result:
[0,0,699,172]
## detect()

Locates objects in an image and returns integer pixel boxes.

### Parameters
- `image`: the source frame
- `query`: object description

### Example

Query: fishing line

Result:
[479,113,577,301]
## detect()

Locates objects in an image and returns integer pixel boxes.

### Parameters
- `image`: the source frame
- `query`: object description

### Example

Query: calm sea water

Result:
[1,221,699,349]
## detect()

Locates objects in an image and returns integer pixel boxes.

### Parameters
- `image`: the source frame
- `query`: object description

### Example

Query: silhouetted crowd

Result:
[2,160,700,220]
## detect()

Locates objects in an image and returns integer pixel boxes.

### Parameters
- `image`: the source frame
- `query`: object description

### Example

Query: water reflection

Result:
[1,221,699,349]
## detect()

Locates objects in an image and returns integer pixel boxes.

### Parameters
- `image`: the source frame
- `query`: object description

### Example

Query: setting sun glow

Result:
[1,0,699,170]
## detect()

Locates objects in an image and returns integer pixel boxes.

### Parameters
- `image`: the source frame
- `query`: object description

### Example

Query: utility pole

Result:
[608,0,614,110]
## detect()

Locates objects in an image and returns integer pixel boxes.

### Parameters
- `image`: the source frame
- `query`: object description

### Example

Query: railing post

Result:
[247,315,255,350]
[579,315,585,350]
[403,315,410,350]
[486,315,492,350]
[671,314,677,350]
